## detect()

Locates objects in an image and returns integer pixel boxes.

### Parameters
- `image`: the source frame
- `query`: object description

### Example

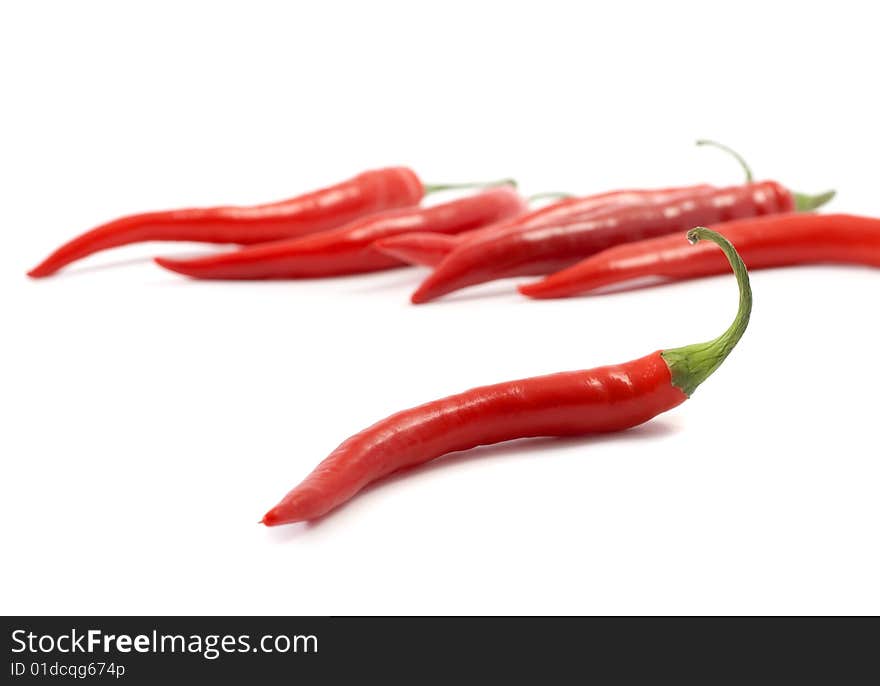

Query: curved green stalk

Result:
[794,189,836,212]
[661,228,752,397]
[527,192,574,203]
[696,139,754,182]
[423,178,517,195]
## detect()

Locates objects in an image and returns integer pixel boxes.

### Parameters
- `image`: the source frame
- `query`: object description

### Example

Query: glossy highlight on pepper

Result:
[262,227,752,526]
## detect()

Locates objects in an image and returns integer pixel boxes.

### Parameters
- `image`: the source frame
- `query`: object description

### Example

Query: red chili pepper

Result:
[407,182,834,304]
[374,232,461,267]
[520,213,880,299]
[374,140,758,270]
[29,167,440,277]
[152,185,526,279]
[261,227,750,526]
[374,184,717,269]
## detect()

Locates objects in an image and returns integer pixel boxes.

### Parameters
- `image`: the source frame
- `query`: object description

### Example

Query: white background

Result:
[2,1,878,615]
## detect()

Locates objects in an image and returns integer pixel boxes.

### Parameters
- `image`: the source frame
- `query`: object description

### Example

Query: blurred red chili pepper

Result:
[152,184,525,279]
[374,140,757,270]
[520,213,880,299]
[262,227,750,525]
[28,167,496,277]
[375,232,461,267]
[375,184,717,269]
[407,182,834,303]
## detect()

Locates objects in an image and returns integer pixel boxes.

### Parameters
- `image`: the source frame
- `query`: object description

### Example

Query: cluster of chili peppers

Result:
[27,168,524,278]
[30,142,878,528]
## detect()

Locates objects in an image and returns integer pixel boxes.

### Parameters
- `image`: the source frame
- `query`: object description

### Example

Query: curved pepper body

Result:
[411,181,793,303]
[153,186,527,279]
[374,184,717,268]
[28,167,424,277]
[520,213,880,298]
[262,352,686,525]
[473,184,717,241]
[374,232,461,267]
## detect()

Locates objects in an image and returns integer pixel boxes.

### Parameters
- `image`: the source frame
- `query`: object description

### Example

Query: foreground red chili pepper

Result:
[152,185,526,279]
[520,213,880,299]
[261,227,750,525]
[27,167,474,277]
[407,182,834,303]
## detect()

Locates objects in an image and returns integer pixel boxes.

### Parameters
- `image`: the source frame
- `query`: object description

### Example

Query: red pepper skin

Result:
[410,181,793,303]
[519,213,880,299]
[152,186,526,279]
[374,184,717,268]
[476,184,715,239]
[373,232,460,267]
[262,352,686,525]
[27,167,424,278]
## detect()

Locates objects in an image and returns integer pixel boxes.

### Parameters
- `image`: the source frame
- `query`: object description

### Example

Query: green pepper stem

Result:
[696,139,754,183]
[660,227,752,397]
[527,192,574,203]
[423,178,517,195]
[794,189,836,212]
